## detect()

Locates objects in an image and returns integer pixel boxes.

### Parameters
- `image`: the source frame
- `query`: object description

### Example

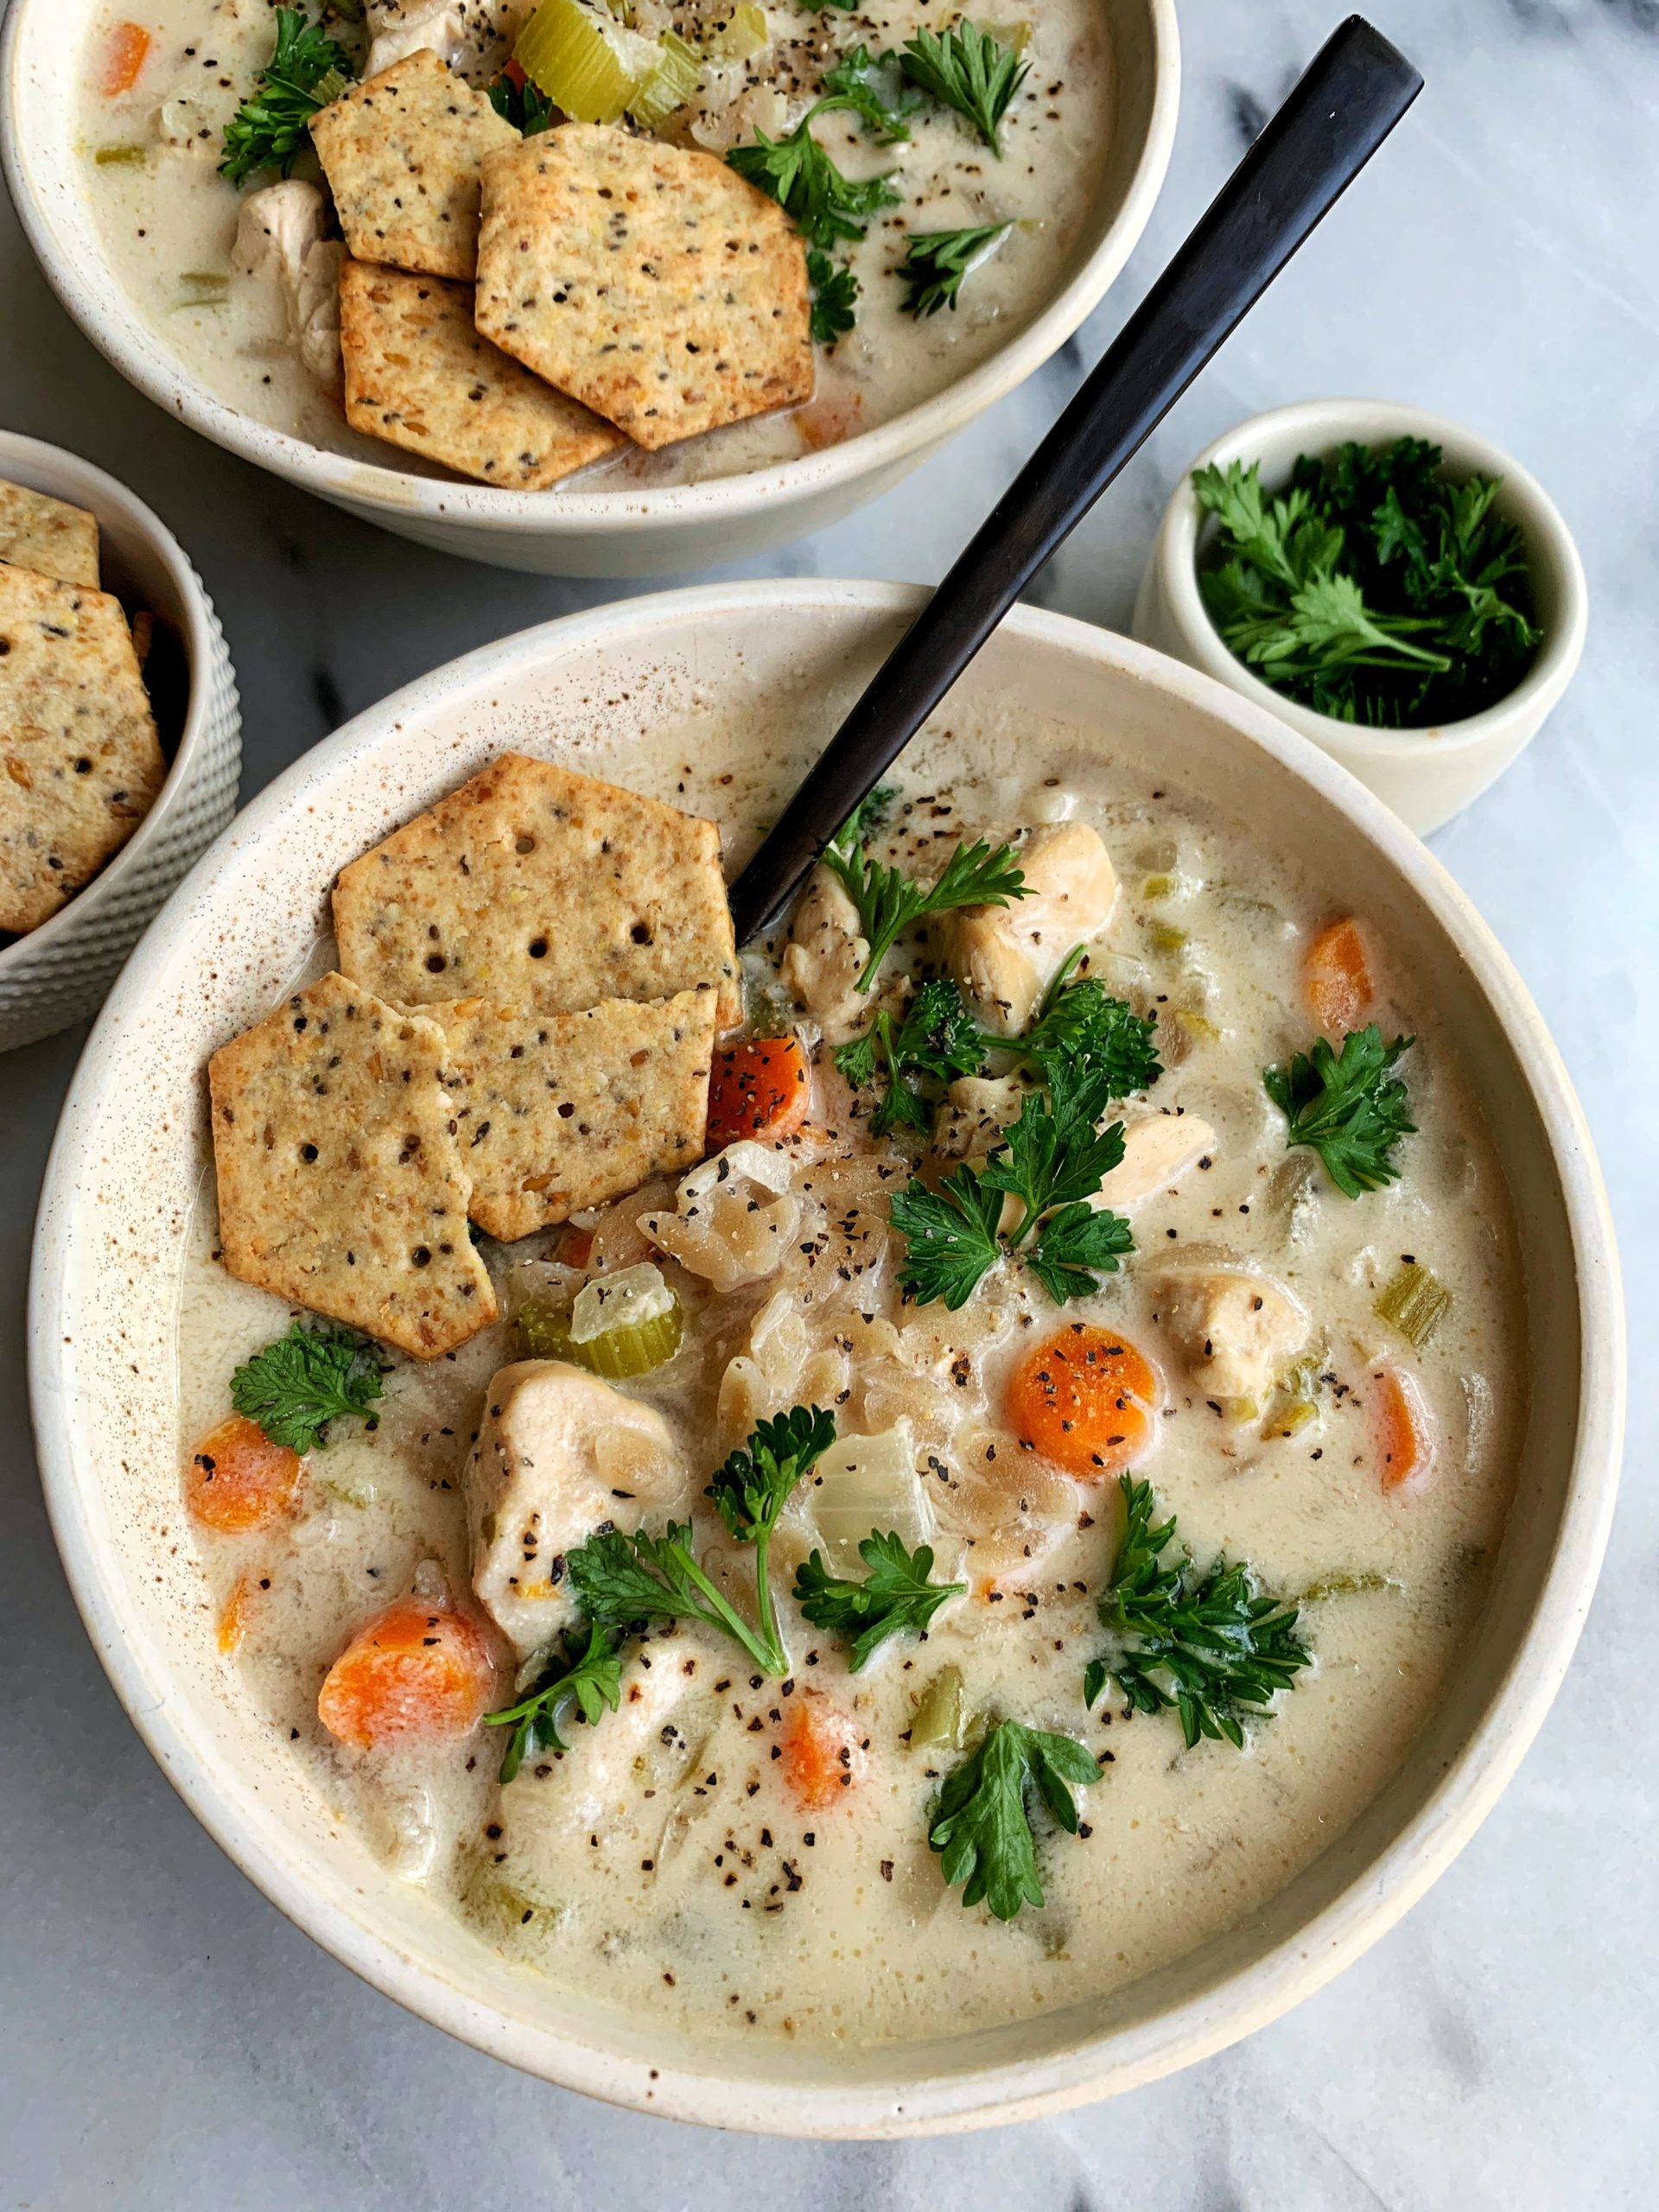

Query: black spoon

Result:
[728,14,1423,946]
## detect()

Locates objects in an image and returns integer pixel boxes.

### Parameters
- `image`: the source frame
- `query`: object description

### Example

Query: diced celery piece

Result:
[1300,1570,1398,1602]
[909,1665,967,1750]
[570,1262,672,1343]
[515,0,660,124]
[93,143,148,166]
[627,28,702,127]
[1147,921,1187,954]
[1141,872,1175,900]
[705,2,769,59]
[1375,1262,1452,1350]
[516,1284,683,1377]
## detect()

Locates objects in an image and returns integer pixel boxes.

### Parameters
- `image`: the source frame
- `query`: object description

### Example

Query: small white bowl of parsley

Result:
[1132,401,1587,834]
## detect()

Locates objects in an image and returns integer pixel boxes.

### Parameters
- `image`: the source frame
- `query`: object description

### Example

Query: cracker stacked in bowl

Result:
[0,476,165,938]
[207,753,737,1356]
[308,50,811,486]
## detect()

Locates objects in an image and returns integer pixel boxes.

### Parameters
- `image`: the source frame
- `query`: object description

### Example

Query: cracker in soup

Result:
[339,262,626,489]
[474,125,813,450]
[207,970,498,1358]
[0,567,164,934]
[435,986,717,1240]
[333,753,742,1028]
[311,47,521,282]
[0,478,99,588]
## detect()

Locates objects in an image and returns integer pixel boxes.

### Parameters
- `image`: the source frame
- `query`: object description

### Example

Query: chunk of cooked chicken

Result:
[779,864,869,1043]
[296,239,346,385]
[365,1,525,76]
[950,822,1119,1036]
[1158,1267,1309,1407]
[232,183,343,388]
[464,1360,689,1656]
[1094,1112,1217,1211]
[932,1073,1034,1160]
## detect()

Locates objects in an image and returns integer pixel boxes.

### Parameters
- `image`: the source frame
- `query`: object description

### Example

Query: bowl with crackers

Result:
[3,0,1179,577]
[0,430,242,1052]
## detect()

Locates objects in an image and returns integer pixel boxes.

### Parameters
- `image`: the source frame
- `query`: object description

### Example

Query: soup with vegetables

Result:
[76,0,1116,491]
[176,710,1523,2048]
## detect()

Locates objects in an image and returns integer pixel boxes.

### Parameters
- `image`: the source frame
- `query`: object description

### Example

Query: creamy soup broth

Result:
[175,703,1523,2049]
[77,0,1115,490]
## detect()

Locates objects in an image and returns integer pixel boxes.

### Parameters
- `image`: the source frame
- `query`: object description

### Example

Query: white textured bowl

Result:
[0,429,240,1052]
[1131,400,1588,835]
[30,583,1622,2132]
[2,3,1179,579]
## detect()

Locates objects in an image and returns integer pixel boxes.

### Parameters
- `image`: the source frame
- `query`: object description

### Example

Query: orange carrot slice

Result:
[1304,918,1374,1034]
[1007,1325,1160,1481]
[186,1414,303,1535]
[99,21,153,94]
[779,1691,865,1810]
[1374,1365,1436,1491]
[317,1597,496,1752]
[217,1572,259,1655]
[562,1224,597,1269]
[707,1036,810,1149]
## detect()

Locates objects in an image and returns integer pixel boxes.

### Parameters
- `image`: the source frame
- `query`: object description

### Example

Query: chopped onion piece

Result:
[678,1138,796,1206]
[705,2,769,58]
[806,1421,932,1574]
[571,1262,674,1343]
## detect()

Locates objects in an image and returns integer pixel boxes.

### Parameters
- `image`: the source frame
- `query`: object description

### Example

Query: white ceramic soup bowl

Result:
[1,2,1179,580]
[29,582,1622,2133]
[1131,399,1589,836]
[0,428,241,1053]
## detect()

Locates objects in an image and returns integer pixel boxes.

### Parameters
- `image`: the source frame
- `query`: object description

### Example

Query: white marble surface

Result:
[2,1,1654,2202]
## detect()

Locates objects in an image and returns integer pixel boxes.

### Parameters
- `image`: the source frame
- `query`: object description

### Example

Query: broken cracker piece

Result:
[333,753,741,1029]
[475,124,812,450]
[0,566,165,934]
[340,260,626,489]
[208,970,498,1359]
[437,986,717,1240]
[0,478,99,588]
[311,45,520,280]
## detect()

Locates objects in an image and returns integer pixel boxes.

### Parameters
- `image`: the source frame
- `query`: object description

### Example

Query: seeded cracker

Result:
[340,262,626,489]
[208,971,498,1358]
[0,566,164,934]
[334,753,742,1029]
[311,46,520,280]
[474,124,812,450]
[0,478,99,588]
[437,987,717,1239]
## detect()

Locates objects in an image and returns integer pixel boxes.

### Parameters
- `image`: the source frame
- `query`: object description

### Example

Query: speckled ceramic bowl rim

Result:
[1150,398,1589,760]
[0,427,225,979]
[29,584,1624,2133]
[0,2,1179,545]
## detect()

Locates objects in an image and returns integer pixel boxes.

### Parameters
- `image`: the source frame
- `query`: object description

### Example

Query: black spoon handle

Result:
[728,14,1423,945]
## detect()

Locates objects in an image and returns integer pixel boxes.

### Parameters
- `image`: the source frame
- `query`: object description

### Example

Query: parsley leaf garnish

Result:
[487,68,555,137]
[1013,946,1163,1095]
[483,1622,622,1784]
[928,1718,1097,1919]
[1194,442,1541,728]
[833,976,993,1135]
[822,826,1028,992]
[228,1319,384,1453]
[891,1064,1135,1310]
[820,43,927,140]
[1084,1476,1311,1748]
[728,99,900,251]
[808,248,860,345]
[898,222,1011,315]
[899,21,1029,155]
[219,7,353,187]
[568,1408,835,1676]
[1263,1023,1415,1198]
[794,1532,965,1669]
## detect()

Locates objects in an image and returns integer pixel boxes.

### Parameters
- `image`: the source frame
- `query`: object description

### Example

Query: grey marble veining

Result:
[2,1,1655,2203]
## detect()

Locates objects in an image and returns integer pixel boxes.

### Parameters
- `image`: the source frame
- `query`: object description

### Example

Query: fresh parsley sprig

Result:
[794,1532,965,1669]
[487,67,555,137]
[1263,1023,1415,1198]
[706,1405,838,1673]
[219,7,353,187]
[899,222,1011,315]
[1084,1477,1311,1749]
[229,1319,384,1453]
[808,248,860,345]
[1013,946,1163,1096]
[483,1622,622,1784]
[899,21,1029,155]
[821,44,927,140]
[890,1062,1135,1310]
[822,823,1029,993]
[929,1717,1097,1919]
[833,976,993,1136]
[728,98,901,251]
[1194,442,1541,728]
